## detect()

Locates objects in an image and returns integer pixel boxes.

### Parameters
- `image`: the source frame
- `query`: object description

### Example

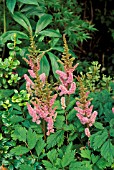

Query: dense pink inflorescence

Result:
[56,63,78,96]
[74,93,98,137]
[27,94,57,136]
[24,57,57,136]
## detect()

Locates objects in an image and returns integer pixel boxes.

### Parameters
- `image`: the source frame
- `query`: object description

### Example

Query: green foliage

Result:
[0,1,114,170]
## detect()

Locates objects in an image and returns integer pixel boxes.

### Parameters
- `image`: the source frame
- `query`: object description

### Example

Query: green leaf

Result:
[11,126,27,142]
[35,14,52,34]
[1,31,28,44]
[9,115,24,124]
[48,52,60,79]
[17,0,38,5]
[81,149,91,160]
[96,157,111,169]
[47,130,64,149]
[101,139,114,163]
[90,129,108,150]
[69,161,92,170]
[94,122,104,130]
[35,138,46,156]
[66,99,76,111]
[0,133,3,140]
[10,146,29,155]
[0,89,14,99]
[109,118,114,128]
[6,0,16,13]
[39,29,61,37]
[20,164,34,170]
[54,115,65,129]
[27,128,38,149]
[39,55,50,76]
[12,12,32,32]
[47,149,58,164]
[61,143,75,168]
[110,128,114,137]
[42,160,53,169]
[67,109,76,121]
[91,154,99,164]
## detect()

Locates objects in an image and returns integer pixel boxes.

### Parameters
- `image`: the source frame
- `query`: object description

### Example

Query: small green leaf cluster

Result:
[0,54,20,88]
[80,61,113,92]
[12,90,30,106]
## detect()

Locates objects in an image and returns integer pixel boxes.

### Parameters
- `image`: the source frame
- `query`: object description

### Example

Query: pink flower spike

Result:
[85,128,90,137]
[24,74,34,85]
[49,94,57,107]
[27,103,38,122]
[56,70,67,79]
[28,69,36,78]
[58,85,69,96]
[40,73,46,83]
[112,107,114,113]
[61,97,66,109]
[90,111,98,125]
[68,82,76,94]
[66,72,73,84]
[74,107,85,115]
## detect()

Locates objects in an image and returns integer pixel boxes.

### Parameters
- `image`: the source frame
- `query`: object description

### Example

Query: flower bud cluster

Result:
[74,76,98,137]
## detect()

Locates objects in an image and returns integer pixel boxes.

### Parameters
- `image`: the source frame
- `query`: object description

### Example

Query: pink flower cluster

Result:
[56,63,78,96]
[74,98,98,137]
[24,57,57,136]
[27,94,57,136]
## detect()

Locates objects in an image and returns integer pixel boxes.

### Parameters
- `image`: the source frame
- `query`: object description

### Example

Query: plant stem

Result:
[42,119,46,141]
[2,0,6,59]
[3,0,6,33]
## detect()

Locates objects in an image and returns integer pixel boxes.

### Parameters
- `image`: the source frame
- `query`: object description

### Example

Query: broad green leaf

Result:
[39,29,61,37]
[54,115,65,129]
[94,122,104,130]
[35,14,52,34]
[6,0,16,14]
[27,128,38,149]
[66,99,76,111]
[48,52,60,79]
[67,109,76,121]
[47,130,64,149]
[110,128,114,137]
[61,143,75,168]
[109,118,114,128]
[91,154,99,164]
[69,161,92,170]
[101,139,114,163]
[1,31,28,44]
[10,146,29,155]
[39,55,50,76]
[81,149,91,160]
[47,149,58,164]
[90,129,108,150]
[96,157,111,170]
[17,0,38,5]
[9,115,24,124]
[0,89,14,99]
[12,12,32,32]
[42,160,53,169]
[20,164,34,170]
[35,138,46,156]
[11,126,27,142]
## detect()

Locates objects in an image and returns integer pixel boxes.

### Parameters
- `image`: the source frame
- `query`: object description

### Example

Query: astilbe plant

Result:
[24,38,57,138]
[56,34,78,96]
[74,76,98,137]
